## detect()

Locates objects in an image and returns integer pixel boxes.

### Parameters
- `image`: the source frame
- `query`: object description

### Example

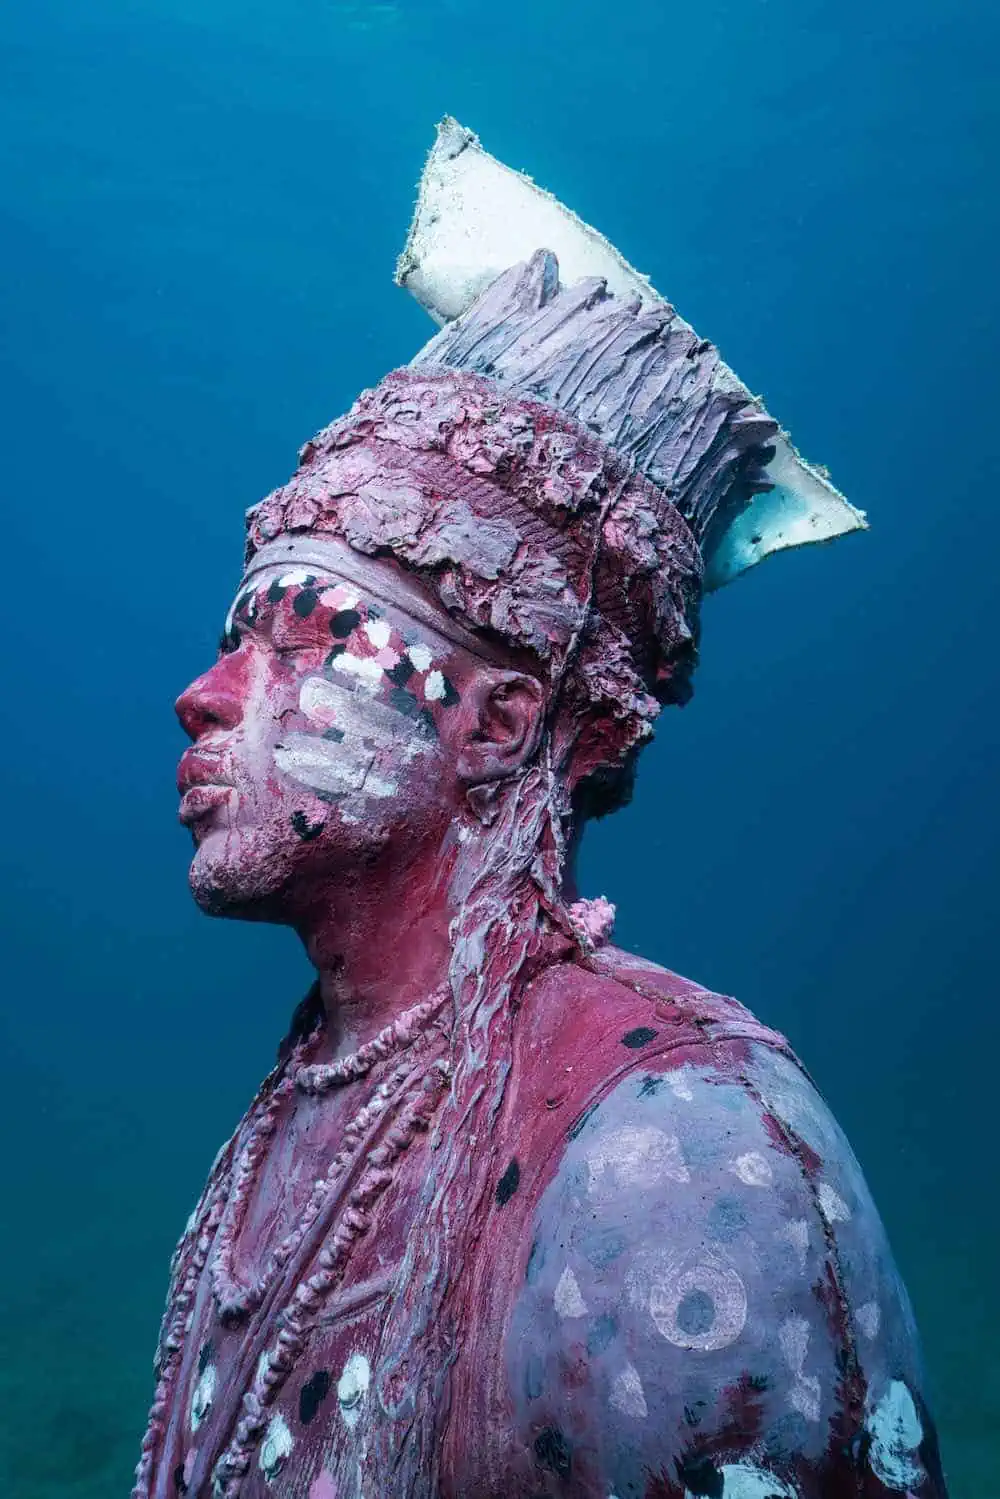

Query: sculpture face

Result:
[175,546,473,919]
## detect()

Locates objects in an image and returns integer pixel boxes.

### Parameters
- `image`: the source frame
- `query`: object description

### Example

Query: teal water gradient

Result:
[1,1,997,1493]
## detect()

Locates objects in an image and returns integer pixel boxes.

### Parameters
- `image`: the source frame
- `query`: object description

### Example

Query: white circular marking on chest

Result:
[586,1125,689,1196]
[337,1351,372,1429]
[553,1265,588,1318]
[259,1411,294,1481]
[190,1362,216,1432]
[629,1249,748,1352]
[866,1380,925,1490]
[731,1151,773,1186]
[609,1361,648,1419]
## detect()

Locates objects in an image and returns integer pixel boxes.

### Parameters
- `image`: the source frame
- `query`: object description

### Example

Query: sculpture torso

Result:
[149,952,944,1499]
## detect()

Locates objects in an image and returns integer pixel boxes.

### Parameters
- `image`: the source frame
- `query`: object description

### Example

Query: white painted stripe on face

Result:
[274,736,372,796]
[330,652,387,690]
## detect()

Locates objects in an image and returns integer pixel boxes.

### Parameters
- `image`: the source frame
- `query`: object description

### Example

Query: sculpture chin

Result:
[185,807,395,920]
[186,824,296,920]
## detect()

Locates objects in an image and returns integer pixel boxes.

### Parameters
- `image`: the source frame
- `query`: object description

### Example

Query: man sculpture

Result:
[136,121,947,1499]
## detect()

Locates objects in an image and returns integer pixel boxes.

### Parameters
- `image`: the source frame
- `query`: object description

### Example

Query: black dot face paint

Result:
[293,588,319,618]
[330,608,362,639]
[386,657,415,688]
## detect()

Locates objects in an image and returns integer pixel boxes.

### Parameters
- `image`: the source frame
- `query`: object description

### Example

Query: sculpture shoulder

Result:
[503,979,948,1498]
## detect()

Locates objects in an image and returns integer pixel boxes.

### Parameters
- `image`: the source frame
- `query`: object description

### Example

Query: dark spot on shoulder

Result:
[330,608,361,638]
[386,657,415,688]
[437,676,460,707]
[198,1340,213,1374]
[676,1454,724,1497]
[639,1074,663,1097]
[496,1158,520,1205]
[299,1368,332,1425]
[293,587,318,617]
[291,810,325,841]
[622,1026,658,1049]
[534,1426,572,1479]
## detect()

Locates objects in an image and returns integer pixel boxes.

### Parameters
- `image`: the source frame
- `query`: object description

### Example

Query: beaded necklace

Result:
[131,985,452,1499]
[210,985,450,1322]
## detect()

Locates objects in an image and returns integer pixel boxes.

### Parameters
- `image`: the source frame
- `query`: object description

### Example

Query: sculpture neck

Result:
[295,828,460,1067]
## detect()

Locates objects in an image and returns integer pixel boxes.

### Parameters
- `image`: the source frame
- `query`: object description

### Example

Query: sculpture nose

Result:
[175,663,242,741]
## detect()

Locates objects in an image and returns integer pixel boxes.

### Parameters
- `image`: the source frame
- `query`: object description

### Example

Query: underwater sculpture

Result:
[136,120,947,1498]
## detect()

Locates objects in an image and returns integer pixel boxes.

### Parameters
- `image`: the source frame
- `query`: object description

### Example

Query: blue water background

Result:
[1,0,997,1492]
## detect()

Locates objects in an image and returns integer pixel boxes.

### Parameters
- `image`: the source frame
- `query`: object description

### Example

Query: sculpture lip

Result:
[177,748,235,795]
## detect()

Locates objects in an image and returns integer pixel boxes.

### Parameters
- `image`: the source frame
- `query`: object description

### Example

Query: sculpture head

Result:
[176,533,547,921]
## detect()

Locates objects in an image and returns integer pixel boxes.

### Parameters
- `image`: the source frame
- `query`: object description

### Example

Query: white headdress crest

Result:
[397,117,866,591]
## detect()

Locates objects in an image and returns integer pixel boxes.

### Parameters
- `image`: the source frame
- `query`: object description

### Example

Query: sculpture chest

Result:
[146,956,873,1499]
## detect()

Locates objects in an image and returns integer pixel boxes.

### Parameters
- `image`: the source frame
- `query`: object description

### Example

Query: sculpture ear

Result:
[457,672,546,786]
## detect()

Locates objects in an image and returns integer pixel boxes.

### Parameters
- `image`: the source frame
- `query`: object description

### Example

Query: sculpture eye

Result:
[218,626,241,655]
